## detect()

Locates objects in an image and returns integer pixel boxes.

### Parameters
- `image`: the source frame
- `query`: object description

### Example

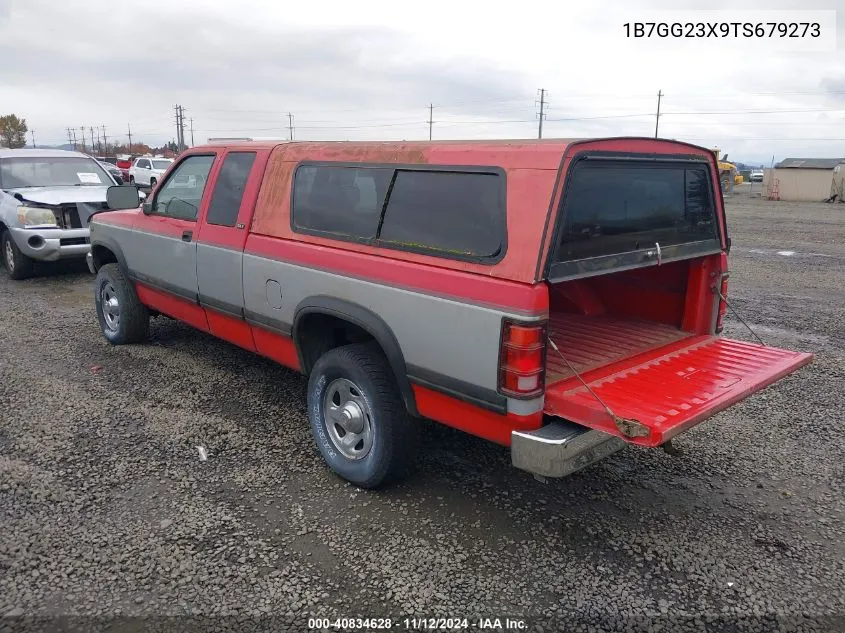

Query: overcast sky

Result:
[1,0,843,164]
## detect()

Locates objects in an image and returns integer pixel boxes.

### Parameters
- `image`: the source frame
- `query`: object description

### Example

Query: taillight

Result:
[715,272,729,333]
[498,319,547,399]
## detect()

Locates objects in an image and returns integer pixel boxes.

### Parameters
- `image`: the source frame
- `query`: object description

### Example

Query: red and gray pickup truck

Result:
[88,138,813,488]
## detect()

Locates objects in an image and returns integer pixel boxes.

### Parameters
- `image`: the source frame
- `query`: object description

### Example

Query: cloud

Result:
[0,0,842,163]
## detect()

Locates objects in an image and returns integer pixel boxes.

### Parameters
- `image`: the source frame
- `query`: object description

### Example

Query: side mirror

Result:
[106,184,140,210]
[142,201,153,215]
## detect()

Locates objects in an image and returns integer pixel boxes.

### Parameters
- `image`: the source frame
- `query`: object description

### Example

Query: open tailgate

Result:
[544,336,813,447]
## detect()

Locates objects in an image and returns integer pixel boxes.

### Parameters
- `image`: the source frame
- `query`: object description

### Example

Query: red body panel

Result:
[135,283,209,332]
[206,311,256,351]
[544,336,813,447]
[252,328,301,372]
[95,209,138,229]
[133,212,197,240]
[412,385,542,446]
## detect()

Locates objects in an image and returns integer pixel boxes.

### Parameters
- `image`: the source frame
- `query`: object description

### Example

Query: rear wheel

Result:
[149,177,157,188]
[94,263,149,344]
[307,342,419,488]
[2,232,34,280]
[129,175,135,184]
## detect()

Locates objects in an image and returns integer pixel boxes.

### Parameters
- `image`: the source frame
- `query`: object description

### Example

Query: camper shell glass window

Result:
[379,170,503,258]
[291,163,506,262]
[550,158,720,274]
[292,165,392,240]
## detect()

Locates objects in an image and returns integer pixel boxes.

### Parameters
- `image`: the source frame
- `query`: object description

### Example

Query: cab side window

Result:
[151,155,216,221]
[206,152,257,227]
[136,159,150,169]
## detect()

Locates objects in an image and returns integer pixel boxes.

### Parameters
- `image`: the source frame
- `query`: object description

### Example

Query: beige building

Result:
[762,158,845,202]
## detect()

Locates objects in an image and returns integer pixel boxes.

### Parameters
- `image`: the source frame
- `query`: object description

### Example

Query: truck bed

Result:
[545,313,693,384]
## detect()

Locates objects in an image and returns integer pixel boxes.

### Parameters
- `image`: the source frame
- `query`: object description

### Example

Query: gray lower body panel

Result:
[511,420,626,478]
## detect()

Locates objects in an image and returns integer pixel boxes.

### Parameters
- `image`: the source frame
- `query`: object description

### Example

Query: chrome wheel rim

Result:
[323,378,374,460]
[100,281,120,331]
[4,239,14,271]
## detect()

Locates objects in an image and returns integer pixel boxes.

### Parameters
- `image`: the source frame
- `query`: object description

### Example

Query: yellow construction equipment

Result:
[712,148,742,189]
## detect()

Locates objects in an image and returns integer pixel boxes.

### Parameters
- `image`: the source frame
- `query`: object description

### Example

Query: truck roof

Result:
[192,137,716,171]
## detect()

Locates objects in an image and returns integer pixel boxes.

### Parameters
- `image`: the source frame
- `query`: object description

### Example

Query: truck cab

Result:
[87,138,812,488]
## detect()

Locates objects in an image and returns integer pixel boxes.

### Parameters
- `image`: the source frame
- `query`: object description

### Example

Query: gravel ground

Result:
[1,196,843,633]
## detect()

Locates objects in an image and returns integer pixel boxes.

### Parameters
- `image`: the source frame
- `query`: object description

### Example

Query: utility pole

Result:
[80,126,86,152]
[654,89,663,138]
[127,123,133,154]
[91,126,98,155]
[102,125,108,155]
[179,106,187,151]
[427,103,435,140]
[189,117,194,147]
[71,128,78,151]
[174,104,182,151]
[536,89,547,139]
[67,128,73,150]
[288,112,294,141]
[30,130,36,148]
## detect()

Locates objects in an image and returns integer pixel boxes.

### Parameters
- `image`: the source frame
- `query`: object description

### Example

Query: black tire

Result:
[2,231,34,280]
[307,342,419,489]
[129,175,135,184]
[150,178,157,188]
[94,263,150,344]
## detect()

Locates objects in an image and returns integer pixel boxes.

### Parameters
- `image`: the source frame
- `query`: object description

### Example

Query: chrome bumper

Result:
[8,227,90,262]
[511,421,627,478]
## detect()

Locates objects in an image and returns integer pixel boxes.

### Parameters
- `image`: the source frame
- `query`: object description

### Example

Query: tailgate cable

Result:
[547,337,650,439]
[715,289,767,347]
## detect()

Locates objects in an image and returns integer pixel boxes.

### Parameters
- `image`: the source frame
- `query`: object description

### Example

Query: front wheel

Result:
[307,343,419,489]
[2,231,34,280]
[149,178,157,188]
[94,263,150,344]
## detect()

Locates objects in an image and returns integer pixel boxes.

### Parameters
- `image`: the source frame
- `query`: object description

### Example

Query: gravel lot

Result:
[1,196,843,632]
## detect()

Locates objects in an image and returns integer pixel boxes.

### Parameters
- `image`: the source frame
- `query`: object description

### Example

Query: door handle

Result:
[182,230,193,242]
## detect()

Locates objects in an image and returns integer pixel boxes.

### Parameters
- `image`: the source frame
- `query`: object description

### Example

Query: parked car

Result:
[87,139,813,488]
[98,160,125,184]
[0,149,120,279]
[115,155,136,182]
[128,157,174,188]
[750,170,764,182]
[0,149,145,279]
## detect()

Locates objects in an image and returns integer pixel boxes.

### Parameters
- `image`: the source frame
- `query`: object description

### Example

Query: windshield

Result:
[0,156,113,188]
[152,160,173,170]
[552,158,719,264]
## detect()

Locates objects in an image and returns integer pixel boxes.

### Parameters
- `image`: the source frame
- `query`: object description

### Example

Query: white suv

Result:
[129,157,174,188]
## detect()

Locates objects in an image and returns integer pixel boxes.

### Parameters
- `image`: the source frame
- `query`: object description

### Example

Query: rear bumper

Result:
[511,420,626,478]
[8,227,90,262]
